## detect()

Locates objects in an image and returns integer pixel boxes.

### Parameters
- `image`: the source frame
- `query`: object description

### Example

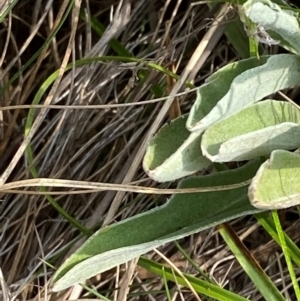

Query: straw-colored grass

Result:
[0,1,298,300]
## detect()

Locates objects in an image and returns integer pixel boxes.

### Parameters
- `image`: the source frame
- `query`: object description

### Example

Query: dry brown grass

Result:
[0,1,298,300]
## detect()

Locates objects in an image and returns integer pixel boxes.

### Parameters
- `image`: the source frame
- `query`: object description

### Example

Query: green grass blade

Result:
[174,241,213,283]
[255,212,300,267]
[81,283,112,301]
[25,143,92,236]
[162,267,172,301]
[0,0,75,95]
[138,257,252,301]
[24,55,189,235]
[218,223,285,301]
[272,210,300,300]
[80,10,132,57]
[22,0,92,237]
[0,0,18,22]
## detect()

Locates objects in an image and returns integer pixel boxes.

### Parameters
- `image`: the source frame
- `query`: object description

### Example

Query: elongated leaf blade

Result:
[219,224,286,301]
[52,160,262,291]
[139,257,251,301]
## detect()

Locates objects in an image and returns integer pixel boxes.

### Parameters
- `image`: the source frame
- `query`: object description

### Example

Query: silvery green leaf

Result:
[243,0,300,53]
[201,100,300,162]
[186,56,267,131]
[249,150,300,209]
[143,115,210,182]
[187,54,300,132]
[52,160,261,291]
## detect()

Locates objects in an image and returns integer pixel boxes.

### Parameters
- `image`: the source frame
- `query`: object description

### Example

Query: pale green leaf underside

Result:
[249,150,300,209]
[143,115,210,182]
[243,0,300,54]
[52,160,262,291]
[187,54,300,132]
[202,100,300,162]
[186,56,268,131]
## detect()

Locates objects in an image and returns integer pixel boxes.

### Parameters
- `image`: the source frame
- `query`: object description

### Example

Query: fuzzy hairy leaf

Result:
[202,100,300,162]
[187,54,300,132]
[52,160,261,291]
[243,0,300,54]
[249,150,300,209]
[143,115,210,182]
[186,56,267,131]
